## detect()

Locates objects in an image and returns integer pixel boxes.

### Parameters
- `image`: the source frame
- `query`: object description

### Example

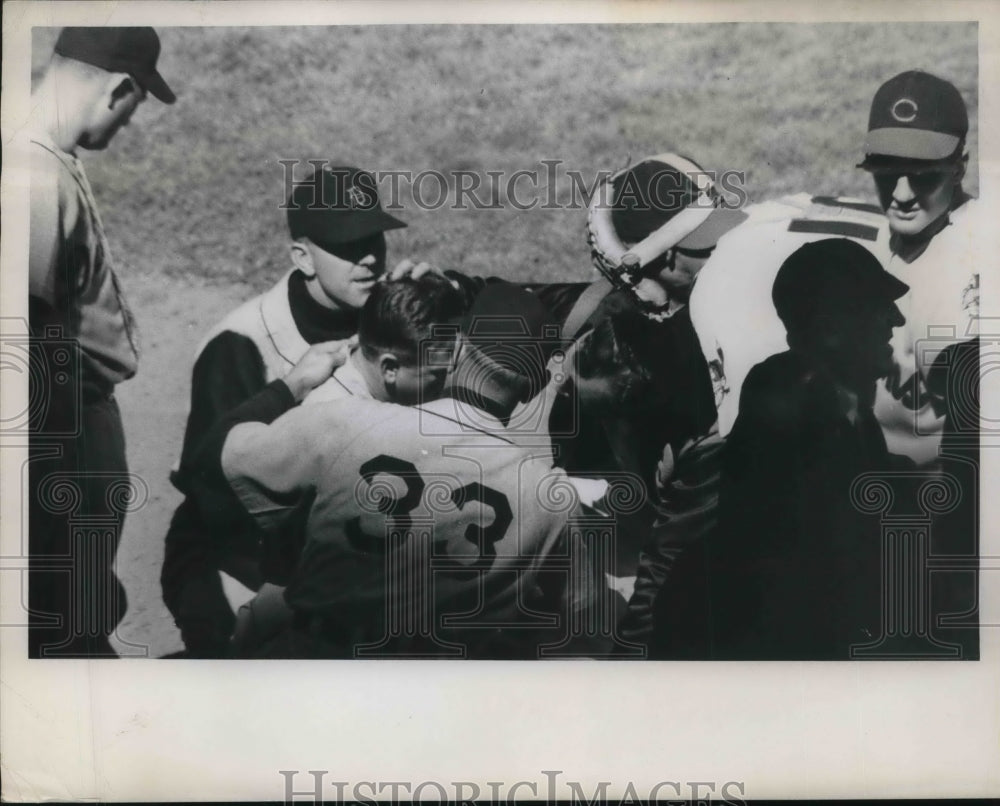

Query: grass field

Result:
[33,23,977,289]
[27,22,979,657]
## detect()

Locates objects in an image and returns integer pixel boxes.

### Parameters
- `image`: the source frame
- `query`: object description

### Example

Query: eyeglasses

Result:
[872,170,954,195]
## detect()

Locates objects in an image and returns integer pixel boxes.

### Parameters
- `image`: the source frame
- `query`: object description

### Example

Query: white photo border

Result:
[2,1,998,801]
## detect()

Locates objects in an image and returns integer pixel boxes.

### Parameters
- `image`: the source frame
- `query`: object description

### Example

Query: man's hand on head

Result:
[388,258,460,288]
[283,337,356,402]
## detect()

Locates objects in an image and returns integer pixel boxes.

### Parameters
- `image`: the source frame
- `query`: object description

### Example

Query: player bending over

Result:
[188,284,612,659]
[227,273,465,654]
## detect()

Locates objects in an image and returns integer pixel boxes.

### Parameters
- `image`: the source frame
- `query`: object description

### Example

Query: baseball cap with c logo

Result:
[860,70,968,168]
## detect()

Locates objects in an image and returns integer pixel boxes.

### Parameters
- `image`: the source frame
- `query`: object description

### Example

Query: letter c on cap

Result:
[891,98,918,123]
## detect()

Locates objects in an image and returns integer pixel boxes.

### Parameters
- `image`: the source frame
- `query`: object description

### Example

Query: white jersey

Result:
[874,198,983,464]
[221,393,579,651]
[302,348,372,404]
[690,194,891,438]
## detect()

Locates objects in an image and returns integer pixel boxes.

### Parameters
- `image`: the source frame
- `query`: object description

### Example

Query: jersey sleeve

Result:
[183,377,297,514]
[176,330,269,473]
[28,152,85,434]
[219,403,350,533]
[29,148,77,311]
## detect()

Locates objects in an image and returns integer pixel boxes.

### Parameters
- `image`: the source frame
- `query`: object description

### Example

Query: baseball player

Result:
[28,27,175,657]
[161,165,450,657]
[859,70,982,658]
[303,274,463,407]
[229,274,465,654]
[690,70,978,465]
[537,153,749,607]
[188,284,605,658]
[860,70,981,465]
[549,153,747,489]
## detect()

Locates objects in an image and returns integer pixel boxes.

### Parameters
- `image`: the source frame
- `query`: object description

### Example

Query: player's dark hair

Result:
[467,348,535,403]
[576,310,656,406]
[358,274,465,363]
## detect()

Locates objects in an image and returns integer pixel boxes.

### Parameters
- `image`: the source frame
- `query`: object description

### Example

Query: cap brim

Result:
[863,128,960,162]
[137,69,176,104]
[311,209,407,247]
[858,155,960,174]
[879,271,910,301]
[676,207,749,251]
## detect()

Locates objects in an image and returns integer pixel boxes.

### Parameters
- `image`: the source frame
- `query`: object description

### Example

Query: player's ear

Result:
[953,152,969,186]
[290,239,315,277]
[104,73,138,109]
[379,353,400,384]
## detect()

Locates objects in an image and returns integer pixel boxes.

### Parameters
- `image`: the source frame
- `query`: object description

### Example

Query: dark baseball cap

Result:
[55,27,175,104]
[861,70,968,167]
[610,154,748,252]
[286,166,406,250]
[772,239,909,334]
[460,282,561,379]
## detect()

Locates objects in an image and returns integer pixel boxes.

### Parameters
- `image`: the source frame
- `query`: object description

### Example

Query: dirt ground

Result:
[108,273,255,658]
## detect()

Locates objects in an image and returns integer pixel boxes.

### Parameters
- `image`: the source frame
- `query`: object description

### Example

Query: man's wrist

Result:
[276,378,303,405]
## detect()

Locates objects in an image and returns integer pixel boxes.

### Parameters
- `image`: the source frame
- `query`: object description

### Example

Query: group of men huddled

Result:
[28,27,980,660]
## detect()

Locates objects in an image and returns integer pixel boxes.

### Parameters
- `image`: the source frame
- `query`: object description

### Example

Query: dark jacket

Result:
[706,350,894,659]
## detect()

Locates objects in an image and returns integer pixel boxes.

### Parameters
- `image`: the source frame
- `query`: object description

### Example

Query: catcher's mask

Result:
[586,152,745,315]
